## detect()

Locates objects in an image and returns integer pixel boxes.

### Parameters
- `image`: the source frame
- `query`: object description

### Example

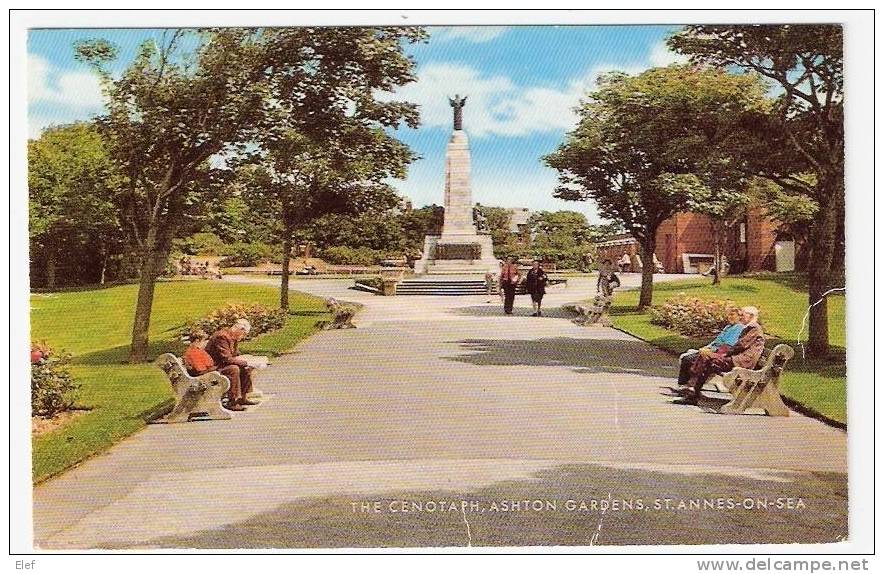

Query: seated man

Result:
[675,306,765,406]
[205,318,257,411]
[677,307,744,386]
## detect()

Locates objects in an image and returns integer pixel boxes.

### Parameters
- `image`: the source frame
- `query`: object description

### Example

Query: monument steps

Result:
[396,279,487,296]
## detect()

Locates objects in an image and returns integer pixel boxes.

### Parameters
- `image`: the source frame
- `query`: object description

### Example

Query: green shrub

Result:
[31,343,79,418]
[321,246,383,266]
[649,294,738,337]
[176,232,226,256]
[180,302,287,342]
[355,277,383,291]
[218,242,275,268]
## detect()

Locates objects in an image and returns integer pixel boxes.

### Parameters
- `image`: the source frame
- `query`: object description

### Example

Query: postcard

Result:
[10,9,874,560]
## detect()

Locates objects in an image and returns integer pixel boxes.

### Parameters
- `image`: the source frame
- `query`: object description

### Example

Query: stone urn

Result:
[379,269,405,296]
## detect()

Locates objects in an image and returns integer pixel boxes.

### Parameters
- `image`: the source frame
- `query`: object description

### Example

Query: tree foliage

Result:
[669,24,843,355]
[28,123,126,287]
[545,66,766,305]
[75,27,426,359]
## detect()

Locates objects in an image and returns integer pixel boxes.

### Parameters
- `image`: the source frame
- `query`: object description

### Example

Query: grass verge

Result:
[30,280,328,483]
[609,274,846,425]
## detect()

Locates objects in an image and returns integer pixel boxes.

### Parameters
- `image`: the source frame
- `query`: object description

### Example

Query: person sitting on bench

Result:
[205,319,257,412]
[183,330,216,376]
[674,306,765,406]
[677,307,744,386]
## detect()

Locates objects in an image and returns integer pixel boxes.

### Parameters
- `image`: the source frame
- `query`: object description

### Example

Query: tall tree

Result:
[400,204,444,255]
[243,124,412,310]
[751,178,819,270]
[669,24,843,354]
[76,27,425,361]
[28,123,124,288]
[686,171,753,285]
[545,66,766,306]
[527,210,597,269]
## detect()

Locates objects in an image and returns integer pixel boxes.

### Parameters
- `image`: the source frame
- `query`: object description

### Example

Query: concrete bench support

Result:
[154,353,231,423]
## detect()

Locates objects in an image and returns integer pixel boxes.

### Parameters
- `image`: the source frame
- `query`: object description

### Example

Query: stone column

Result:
[441,130,476,237]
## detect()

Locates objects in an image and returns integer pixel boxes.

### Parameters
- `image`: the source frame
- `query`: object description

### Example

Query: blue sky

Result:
[28,25,687,222]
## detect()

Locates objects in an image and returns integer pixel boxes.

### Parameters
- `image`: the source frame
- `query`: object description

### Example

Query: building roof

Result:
[597,234,638,247]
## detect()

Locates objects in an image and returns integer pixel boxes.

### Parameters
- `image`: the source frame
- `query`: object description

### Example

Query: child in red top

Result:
[182,331,216,376]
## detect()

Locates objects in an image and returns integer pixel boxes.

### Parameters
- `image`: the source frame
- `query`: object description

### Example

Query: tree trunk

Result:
[45,244,56,289]
[638,235,656,308]
[128,246,159,363]
[805,177,841,358]
[100,246,108,285]
[128,223,174,363]
[712,221,722,286]
[279,226,293,311]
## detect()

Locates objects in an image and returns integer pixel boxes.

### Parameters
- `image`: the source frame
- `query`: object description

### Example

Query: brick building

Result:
[596,207,795,274]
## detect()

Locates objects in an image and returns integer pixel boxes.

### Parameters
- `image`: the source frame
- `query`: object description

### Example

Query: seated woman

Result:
[677,307,745,386]
[182,330,216,376]
[675,306,765,405]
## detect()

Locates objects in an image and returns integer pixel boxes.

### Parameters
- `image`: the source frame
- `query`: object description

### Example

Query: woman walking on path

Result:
[525,259,549,317]
[499,256,521,315]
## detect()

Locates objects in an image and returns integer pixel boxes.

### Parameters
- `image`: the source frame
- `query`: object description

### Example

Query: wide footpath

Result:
[33,274,847,549]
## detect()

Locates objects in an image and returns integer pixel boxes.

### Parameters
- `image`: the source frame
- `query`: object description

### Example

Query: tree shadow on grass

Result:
[726,283,761,293]
[741,272,809,293]
[73,340,183,366]
[445,337,677,378]
[286,310,328,317]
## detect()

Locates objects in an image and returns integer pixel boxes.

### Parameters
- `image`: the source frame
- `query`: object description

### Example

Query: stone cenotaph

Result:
[414,96,498,275]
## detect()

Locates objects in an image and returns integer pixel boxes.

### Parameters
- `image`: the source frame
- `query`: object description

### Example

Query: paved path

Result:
[33,275,847,549]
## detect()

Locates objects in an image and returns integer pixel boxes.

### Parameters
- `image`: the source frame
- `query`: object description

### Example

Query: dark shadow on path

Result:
[445,337,677,378]
[140,463,847,549]
[451,305,575,319]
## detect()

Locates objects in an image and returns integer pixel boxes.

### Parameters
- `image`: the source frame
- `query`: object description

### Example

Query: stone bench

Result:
[701,343,795,416]
[563,293,613,327]
[154,353,232,423]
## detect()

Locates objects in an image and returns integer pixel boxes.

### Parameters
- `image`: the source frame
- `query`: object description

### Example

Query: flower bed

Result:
[648,294,738,338]
[31,342,80,418]
[179,302,287,342]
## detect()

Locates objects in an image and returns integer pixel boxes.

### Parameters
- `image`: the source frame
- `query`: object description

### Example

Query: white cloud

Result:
[386,63,587,138]
[429,27,508,43]
[386,57,657,139]
[28,54,106,137]
[29,54,105,109]
[648,39,689,67]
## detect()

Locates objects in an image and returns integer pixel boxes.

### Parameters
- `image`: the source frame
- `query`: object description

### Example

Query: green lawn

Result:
[609,274,846,425]
[30,280,329,483]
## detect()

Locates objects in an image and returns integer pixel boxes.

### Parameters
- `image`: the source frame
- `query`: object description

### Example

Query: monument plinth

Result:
[414,96,498,275]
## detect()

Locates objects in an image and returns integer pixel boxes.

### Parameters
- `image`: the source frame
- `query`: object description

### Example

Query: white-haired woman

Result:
[676,306,765,406]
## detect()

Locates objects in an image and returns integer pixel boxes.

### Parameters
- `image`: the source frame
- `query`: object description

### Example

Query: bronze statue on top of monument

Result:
[449,95,467,131]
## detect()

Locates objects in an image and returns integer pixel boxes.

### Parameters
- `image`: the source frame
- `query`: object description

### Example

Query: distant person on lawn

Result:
[676,307,745,386]
[205,318,257,411]
[499,256,521,315]
[525,259,548,317]
[675,306,765,406]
